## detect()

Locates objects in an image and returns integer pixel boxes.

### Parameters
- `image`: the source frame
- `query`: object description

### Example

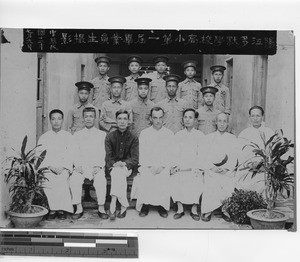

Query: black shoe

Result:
[173,212,185,220]
[190,212,200,221]
[98,211,109,220]
[117,210,127,219]
[158,207,168,218]
[201,213,212,222]
[47,211,57,220]
[109,211,117,221]
[139,204,149,217]
[57,211,67,220]
[222,213,232,223]
[71,212,83,220]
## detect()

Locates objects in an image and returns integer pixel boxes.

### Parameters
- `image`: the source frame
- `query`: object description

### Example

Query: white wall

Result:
[0,28,37,226]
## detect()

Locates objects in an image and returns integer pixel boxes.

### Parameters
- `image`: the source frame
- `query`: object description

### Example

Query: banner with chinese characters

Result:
[22,29,277,55]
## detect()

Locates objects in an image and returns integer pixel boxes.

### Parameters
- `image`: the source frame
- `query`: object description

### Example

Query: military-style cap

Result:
[182,60,198,69]
[153,55,169,64]
[134,77,152,86]
[163,74,181,83]
[127,55,143,65]
[210,65,226,73]
[94,56,112,65]
[200,86,218,95]
[108,75,127,85]
[75,81,94,91]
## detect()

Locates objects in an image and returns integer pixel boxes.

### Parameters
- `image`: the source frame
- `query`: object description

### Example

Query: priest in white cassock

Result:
[131,106,174,218]
[38,109,74,220]
[170,108,205,221]
[236,106,274,194]
[69,107,109,220]
[201,112,238,222]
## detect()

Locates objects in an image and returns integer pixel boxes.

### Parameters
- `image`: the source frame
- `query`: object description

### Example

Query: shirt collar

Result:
[210,80,224,88]
[156,72,165,79]
[117,128,129,135]
[137,96,148,105]
[129,74,139,80]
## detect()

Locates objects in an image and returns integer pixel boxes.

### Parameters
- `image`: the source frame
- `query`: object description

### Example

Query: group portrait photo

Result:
[0,29,295,230]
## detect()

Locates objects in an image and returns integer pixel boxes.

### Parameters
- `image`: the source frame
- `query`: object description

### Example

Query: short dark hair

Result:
[82,107,97,117]
[183,108,199,119]
[249,106,264,116]
[115,109,130,119]
[150,106,165,117]
[49,109,64,119]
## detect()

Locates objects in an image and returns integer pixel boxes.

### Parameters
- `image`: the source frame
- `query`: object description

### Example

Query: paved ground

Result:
[37,208,252,230]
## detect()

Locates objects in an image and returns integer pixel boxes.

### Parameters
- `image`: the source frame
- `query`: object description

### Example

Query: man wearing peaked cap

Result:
[95,56,112,65]
[100,75,132,133]
[66,81,100,134]
[122,56,143,102]
[178,60,202,110]
[163,74,181,83]
[207,64,231,115]
[196,86,221,135]
[156,74,187,134]
[108,75,127,84]
[141,55,169,103]
[129,77,154,137]
[91,56,112,110]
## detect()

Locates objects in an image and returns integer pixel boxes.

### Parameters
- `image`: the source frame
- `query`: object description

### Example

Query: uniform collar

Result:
[137,96,149,105]
[210,80,224,88]
[117,128,129,135]
[183,78,195,83]
[204,104,214,112]
[111,98,122,104]
[156,72,165,79]
[129,74,139,80]
[76,102,91,109]
[98,75,109,80]
[167,96,178,102]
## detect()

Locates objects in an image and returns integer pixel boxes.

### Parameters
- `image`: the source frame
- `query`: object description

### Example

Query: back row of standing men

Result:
[66,55,231,136]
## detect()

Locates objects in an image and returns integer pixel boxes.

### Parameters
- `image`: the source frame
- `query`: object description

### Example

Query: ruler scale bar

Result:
[0,231,138,258]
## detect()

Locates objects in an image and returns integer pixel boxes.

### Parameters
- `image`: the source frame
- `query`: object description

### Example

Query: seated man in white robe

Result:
[38,109,74,220]
[236,106,274,194]
[131,106,173,218]
[105,109,139,220]
[69,107,108,220]
[201,112,238,222]
[170,108,205,221]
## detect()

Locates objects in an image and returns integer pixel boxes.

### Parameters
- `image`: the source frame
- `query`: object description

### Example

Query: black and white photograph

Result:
[0,29,295,230]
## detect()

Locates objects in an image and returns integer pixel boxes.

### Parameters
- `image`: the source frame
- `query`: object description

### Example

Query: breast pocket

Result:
[180,86,189,97]
[150,84,158,100]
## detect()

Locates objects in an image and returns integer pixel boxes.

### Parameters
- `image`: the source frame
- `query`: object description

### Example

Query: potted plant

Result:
[243,129,294,229]
[222,189,267,225]
[2,136,49,228]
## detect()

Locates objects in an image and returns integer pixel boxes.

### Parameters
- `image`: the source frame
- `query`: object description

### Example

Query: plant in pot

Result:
[2,135,49,228]
[243,129,294,229]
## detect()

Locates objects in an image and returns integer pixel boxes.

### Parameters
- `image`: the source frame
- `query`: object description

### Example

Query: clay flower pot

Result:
[7,205,48,228]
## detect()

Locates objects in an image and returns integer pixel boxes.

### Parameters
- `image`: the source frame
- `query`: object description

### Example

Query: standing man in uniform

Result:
[69,107,108,220]
[122,55,143,102]
[105,110,139,220]
[196,86,221,135]
[66,81,99,134]
[99,76,132,133]
[207,65,231,115]
[129,77,154,137]
[144,55,169,103]
[177,60,202,110]
[156,74,187,134]
[38,109,74,220]
[90,56,111,110]
[131,107,173,218]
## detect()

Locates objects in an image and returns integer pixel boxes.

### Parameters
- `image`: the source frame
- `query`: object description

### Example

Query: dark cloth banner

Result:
[22,29,277,55]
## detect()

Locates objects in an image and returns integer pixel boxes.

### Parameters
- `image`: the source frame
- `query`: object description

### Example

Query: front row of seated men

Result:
[38,104,272,222]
